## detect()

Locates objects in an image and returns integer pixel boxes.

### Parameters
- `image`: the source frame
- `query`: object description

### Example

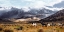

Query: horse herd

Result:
[32,22,64,27]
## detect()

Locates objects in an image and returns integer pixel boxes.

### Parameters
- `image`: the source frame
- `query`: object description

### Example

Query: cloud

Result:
[28,1,46,8]
[0,0,63,10]
[53,1,64,8]
[19,0,64,8]
[45,7,64,11]
[45,0,63,6]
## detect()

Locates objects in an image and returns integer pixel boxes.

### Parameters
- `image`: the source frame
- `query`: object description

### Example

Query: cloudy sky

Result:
[0,0,64,10]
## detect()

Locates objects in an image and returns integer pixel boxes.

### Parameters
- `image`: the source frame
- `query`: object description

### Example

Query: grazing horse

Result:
[32,23,37,26]
[47,23,51,27]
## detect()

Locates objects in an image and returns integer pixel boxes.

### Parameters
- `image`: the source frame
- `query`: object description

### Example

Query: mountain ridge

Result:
[0,7,57,19]
[40,9,64,22]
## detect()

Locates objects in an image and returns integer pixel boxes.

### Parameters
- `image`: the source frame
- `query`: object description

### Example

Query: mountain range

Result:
[0,7,57,19]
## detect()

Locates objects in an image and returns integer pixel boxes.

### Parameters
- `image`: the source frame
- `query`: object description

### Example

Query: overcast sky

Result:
[0,0,63,8]
[0,0,64,11]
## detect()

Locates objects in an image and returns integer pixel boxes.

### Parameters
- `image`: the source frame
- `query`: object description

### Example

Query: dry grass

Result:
[0,23,64,32]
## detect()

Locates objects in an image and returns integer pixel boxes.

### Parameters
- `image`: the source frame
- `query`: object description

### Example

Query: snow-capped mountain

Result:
[0,7,57,19]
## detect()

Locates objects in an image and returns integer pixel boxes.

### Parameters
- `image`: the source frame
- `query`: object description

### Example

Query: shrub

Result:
[15,26,23,30]
[20,26,23,30]
[60,26,63,29]
[4,29,13,32]
[38,29,43,32]
[0,27,3,31]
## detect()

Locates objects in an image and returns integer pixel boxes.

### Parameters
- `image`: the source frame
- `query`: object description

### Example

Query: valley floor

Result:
[0,23,64,32]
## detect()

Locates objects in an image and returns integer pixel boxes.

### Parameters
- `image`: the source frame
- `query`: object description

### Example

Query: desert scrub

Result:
[38,29,44,32]
[19,26,23,30]
[15,26,23,30]
[0,27,3,31]
[4,29,13,32]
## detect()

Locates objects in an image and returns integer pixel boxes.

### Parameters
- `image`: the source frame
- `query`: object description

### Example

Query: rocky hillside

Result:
[40,9,64,22]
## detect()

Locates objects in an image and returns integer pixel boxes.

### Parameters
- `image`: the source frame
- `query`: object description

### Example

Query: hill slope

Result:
[40,9,64,22]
